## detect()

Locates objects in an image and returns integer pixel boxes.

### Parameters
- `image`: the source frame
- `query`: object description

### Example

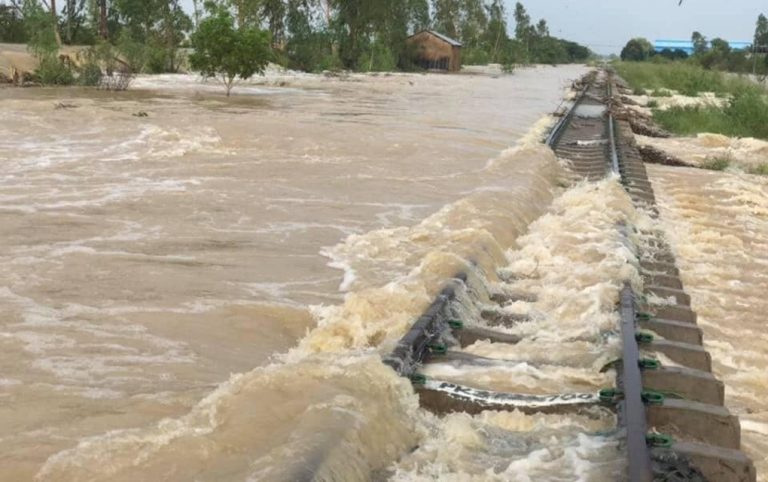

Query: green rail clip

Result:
[635,332,654,344]
[641,390,665,405]
[447,319,464,330]
[428,344,447,355]
[599,388,624,403]
[639,358,660,370]
[646,433,674,448]
[636,312,652,321]
[410,374,427,386]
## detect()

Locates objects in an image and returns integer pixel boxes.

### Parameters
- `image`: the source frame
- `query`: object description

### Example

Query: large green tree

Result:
[189,1,271,96]
[431,0,460,38]
[513,2,531,60]
[691,31,707,55]
[754,13,768,50]
[620,37,653,61]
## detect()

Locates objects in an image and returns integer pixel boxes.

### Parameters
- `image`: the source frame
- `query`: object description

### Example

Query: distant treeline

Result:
[619,13,768,76]
[0,0,592,75]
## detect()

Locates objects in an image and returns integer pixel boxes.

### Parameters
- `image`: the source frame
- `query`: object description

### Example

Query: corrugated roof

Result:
[409,30,463,47]
[653,39,751,53]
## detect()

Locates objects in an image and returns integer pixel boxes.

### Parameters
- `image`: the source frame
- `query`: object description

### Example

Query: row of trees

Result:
[1,0,592,84]
[619,13,768,76]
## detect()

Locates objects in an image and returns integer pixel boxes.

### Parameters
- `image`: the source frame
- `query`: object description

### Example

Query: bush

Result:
[357,41,396,72]
[35,57,75,85]
[700,156,731,171]
[117,31,147,74]
[749,163,768,175]
[463,47,491,66]
[647,100,659,108]
[78,62,102,86]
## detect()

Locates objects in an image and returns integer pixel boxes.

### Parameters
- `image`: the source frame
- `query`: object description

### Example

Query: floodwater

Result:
[649,164,768,480]
[1,65,599,480]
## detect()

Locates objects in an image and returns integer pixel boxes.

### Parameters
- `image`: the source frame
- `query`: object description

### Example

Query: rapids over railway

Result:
[384,70,757,482]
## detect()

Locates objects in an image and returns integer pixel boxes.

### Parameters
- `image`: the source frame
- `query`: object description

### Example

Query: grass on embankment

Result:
[615,61,768,140]
[614,61,758,97]
[652,91,768,139]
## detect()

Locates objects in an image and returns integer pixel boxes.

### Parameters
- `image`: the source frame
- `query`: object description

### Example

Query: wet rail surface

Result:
[384,70,757,481]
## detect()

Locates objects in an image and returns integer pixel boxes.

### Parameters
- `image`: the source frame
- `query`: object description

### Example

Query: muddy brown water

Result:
[648,164,768,480]
[1,66,603,480]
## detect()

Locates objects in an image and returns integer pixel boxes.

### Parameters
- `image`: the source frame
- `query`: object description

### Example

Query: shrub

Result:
[36,57,75,85]
[357,41,396,72]
[78,62,102,86]
[647,100,659,108]
[463,47,490,65]
[117,31,148,74]
[700,155,731,171]
[749,163,768,175]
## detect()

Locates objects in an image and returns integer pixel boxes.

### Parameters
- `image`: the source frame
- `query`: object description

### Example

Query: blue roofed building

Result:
[654,39,752,55]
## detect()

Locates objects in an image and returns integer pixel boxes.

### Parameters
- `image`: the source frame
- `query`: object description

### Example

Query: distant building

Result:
[654,39,752,55]
[406,30,462,72]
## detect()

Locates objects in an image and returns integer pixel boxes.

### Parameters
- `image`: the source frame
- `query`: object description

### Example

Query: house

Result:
[406,30,462,72]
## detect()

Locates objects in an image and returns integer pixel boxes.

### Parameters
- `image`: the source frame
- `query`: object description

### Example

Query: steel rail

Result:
[618,284,654,482]
[609,114,620,174]
[545,78,591,148]
[608,73,653,481]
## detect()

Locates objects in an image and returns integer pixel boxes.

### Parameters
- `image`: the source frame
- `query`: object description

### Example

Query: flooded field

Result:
[0,65,593,479]
[649,164,768,480]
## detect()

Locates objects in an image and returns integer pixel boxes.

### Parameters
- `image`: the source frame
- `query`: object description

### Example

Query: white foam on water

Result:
[6,66,596,479]
[648,164,768,480]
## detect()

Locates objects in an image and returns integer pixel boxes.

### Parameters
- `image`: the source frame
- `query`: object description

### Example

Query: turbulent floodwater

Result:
[1,66,595,480]
[648,164,768,481]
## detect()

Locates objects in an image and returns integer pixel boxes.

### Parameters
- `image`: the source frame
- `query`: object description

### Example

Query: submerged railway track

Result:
[384,69,757,481]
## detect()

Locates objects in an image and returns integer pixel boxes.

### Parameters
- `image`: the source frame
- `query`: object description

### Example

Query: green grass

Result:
[652,90,768,140]
[615,61,761,97]
[700,155,731,171]
[650,89,672,97]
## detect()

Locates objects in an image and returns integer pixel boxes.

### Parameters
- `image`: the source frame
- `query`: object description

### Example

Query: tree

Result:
[620,37,653,61]
[432,0,460,38]
[754,14,768,50]
[484,0,507,63]
[513,2,530,60]
[189,2,271,96]
[408,0,429,32]
[710,37,731,55]
[98,0,108,39]
[459,0,487,50]
[285,0,333,71]
[0,4,27,42]
[691,31,707,55]
[112,0,192,72]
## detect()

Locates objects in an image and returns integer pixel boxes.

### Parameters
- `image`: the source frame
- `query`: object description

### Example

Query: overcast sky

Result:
[178,0,767,55]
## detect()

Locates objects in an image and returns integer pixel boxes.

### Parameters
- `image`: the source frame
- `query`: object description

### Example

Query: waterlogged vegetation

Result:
[615,61,758,97]
[1,0,592,93]
[652,92,768,140]
[616,62,768,141]
[699,155,732,171]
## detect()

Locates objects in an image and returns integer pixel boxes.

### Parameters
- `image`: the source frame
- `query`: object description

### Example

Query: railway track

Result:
[384,70,757,481]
